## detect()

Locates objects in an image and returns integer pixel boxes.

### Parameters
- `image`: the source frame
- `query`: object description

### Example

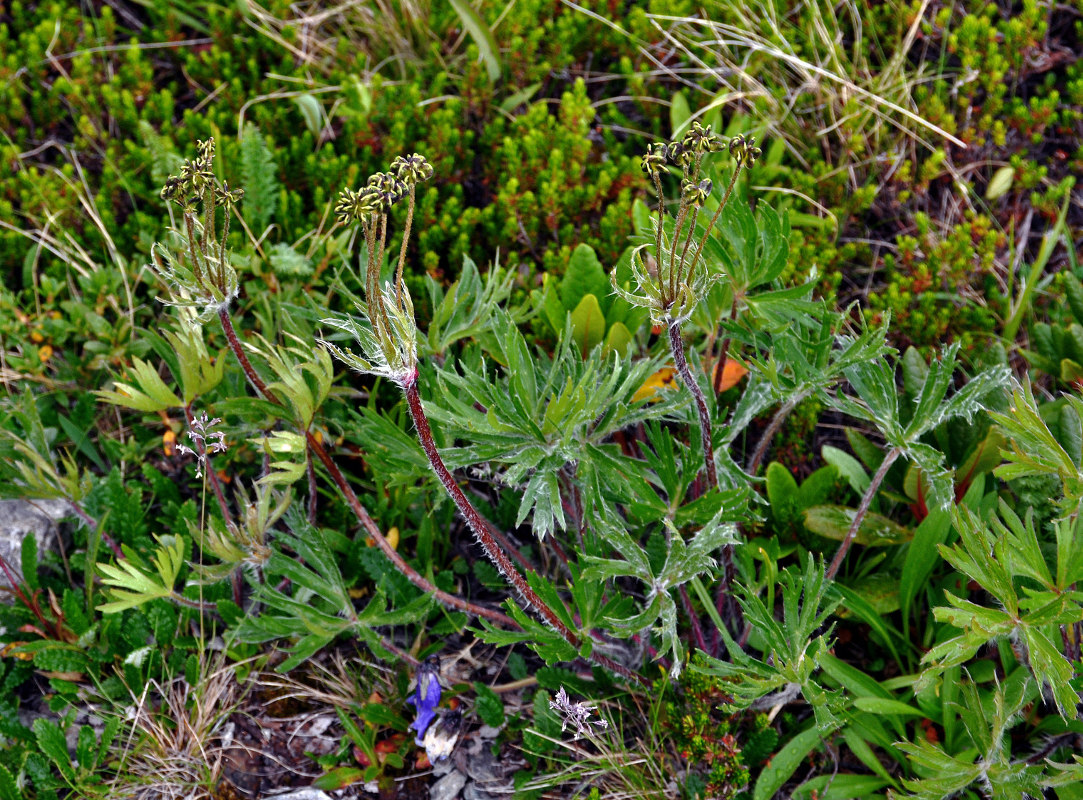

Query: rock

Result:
[462,783,502,800]
[431,756,455,777]
[429,770,466,800]
[0,499,70,596]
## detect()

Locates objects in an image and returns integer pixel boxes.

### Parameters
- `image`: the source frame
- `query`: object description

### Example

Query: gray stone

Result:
[429,770,466,800]
[0,499,70,596]
[462,783,504,800]
[432,756,456,777]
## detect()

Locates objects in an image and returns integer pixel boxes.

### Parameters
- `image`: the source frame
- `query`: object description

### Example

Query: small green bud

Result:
[682,121,716,155]
[641,142,667,176]
[667,140,692,166]
[215,182,244,208]
[391,153,434,184]
[681,178,712,206]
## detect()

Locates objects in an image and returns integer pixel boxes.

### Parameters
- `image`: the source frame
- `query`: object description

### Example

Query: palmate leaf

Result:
[993,381,1083,506]
[97,536,184,613]
[831,344,1009,512]
[94,356,182,413]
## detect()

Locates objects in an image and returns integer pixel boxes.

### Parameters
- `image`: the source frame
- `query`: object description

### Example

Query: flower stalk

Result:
[617,128,761,488]
[155,142,511,629]
[331,155,647,685]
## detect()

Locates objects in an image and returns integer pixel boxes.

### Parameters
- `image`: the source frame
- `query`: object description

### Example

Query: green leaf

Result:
[95,357,182,412]
[313,767,367,790]
[20,530,39,591]
[793,773,889,800]
[0,762,18,800]
[33,718,74,781]
[569,294,606,357]
[75,724,97,771]
[602,321,633,357]
[561,243,610,315]
[753,724,830,800]
[473,682,505,727]
[670,89,692,137]
[448,0,502,84]
[267,242,313,277]
[293,94,325,138]
[803,505,912,546]
[822,445,869,495]
[361,703,406,729]
[853,697,925,718]
[899,509,951,631]
[240,123,279,233]
[500,82,541,112]
[765,461,799,525]
[985,165,1014,200]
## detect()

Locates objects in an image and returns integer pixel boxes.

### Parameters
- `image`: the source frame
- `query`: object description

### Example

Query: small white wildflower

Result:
[174,412,228,477]
[548,686,609,739]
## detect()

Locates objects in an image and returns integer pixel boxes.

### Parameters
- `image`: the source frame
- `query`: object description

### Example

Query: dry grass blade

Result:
[104,657,250,800]
[642,0,964,180]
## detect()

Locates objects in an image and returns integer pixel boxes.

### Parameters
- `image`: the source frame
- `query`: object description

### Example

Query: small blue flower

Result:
[407,656,442,745]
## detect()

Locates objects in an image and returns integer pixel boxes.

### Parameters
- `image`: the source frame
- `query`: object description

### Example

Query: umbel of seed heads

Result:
[335,153,434,224]
[617,124,761,327]
[154,138,244,319]
[321,154,435,384]
[160,139,244,213]
[640,127,761,179]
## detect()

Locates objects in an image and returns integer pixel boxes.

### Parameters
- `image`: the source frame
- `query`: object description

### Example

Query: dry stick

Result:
[215,307,515,628]
[825,447,902,582]
[668,321,717,489]
[402,372,648,686]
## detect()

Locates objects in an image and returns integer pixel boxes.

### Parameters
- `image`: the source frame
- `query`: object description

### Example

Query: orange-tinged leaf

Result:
[709,358,748,392]
[30,330,44,343]
[633,366,677,403]
[366,526,399,550]
[1,642,33,660]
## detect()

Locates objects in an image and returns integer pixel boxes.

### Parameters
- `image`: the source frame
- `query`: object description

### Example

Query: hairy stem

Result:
[686,162,743,280]
[747,398,800,476]
[826,447,901,581]
[711,295,740,396]
[668,321,717,489]
[403,372,647,685]
[215,307,514,627]
[66,501,124,560]
[170,591,218,612]
[395,186,416,307]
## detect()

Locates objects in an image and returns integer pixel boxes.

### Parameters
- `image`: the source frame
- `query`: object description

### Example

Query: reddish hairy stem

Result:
[215,308,514,627]
[66,501,123,560]
[747,399,798,476]
[679,584,709,655]
[403,373,647,686]
[668,322,717,489]
[826,447,901,581]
